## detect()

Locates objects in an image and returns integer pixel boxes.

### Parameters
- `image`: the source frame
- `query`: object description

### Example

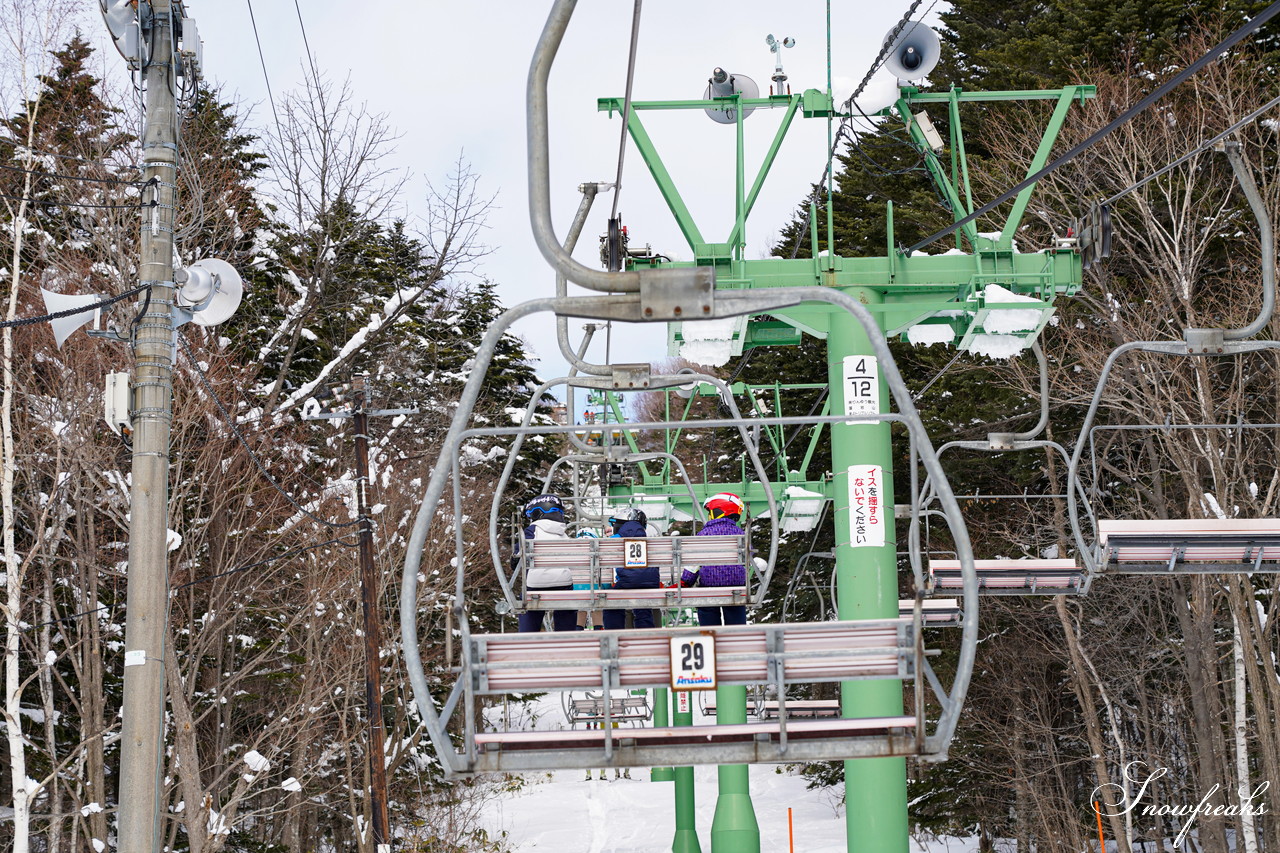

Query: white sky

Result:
[92,1,946,395]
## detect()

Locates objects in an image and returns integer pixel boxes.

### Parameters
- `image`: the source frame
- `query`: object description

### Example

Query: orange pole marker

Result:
[1093,800,1106,851]
[788,806,795,853]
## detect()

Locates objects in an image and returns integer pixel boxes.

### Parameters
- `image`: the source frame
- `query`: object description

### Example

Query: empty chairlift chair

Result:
[913,343,1090,598]
[1098,519,1280,574]
[1063,139,1280,583]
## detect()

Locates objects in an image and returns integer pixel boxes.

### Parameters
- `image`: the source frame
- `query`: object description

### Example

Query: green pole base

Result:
[652,767,676,782]
[672,829,703,853]
[710,793,760,853]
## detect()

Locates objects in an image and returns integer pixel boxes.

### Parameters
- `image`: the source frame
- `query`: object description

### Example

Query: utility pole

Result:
[118,1,178,850]
[352,375,391,853]
[307,375,415,853]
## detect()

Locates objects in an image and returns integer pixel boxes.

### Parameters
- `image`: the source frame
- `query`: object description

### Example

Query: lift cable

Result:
[611,0,643,221]
[1102,90,1280,207]
[178,333,362,530]
[905,0,1280,254]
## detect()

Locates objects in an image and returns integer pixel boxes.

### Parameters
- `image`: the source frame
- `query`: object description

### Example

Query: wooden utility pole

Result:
[352,375,391,852]
[118,1,178,850]
[307,375,414,852]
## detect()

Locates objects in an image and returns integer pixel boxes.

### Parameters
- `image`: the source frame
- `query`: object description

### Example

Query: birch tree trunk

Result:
[2,138,35,853]
[1230,609,1259,853]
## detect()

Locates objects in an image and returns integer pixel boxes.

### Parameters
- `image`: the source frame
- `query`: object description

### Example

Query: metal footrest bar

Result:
[470,716,918,773]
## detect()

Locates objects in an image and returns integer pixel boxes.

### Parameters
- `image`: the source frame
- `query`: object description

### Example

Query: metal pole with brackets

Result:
[113,3,236,849]
[117,0,178,849]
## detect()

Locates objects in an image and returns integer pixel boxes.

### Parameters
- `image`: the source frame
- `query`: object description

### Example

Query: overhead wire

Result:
[26,535,359,631]
[0,284,150,329]
[611,0,643,221]
[905,0,1280,253]
[292,0,323,90]
[0,160,149,186]
[245,0,286,142]
[177,333,362,530]
[1101,91,1280,207]
[0,191,152,210]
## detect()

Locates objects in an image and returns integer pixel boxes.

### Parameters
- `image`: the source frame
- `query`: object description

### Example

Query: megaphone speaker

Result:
[882,22,941,81]
[40,288,104,348]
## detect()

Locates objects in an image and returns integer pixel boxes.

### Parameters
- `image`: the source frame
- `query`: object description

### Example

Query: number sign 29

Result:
[622,539,648,568]
[670,634,716,690]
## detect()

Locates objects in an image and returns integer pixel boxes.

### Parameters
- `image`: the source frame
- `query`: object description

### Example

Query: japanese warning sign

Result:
[848,464,885,547]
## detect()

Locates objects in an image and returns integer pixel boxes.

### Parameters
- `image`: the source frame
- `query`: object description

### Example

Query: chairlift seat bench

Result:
[929,559,1084,595]
[899,598,962,627]
[518,534,752,610]
[757,699,842,720]
[525,586,749,611]
[469,619,914,694]
[567,695,651,724]
[1098,518,1280,573]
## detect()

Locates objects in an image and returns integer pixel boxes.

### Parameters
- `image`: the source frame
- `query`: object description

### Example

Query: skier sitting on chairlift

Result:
[682,492,749,626]
[514,494,578,633]
[602,509,659,630]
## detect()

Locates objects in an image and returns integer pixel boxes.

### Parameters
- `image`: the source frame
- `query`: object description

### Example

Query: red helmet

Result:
[703,492,745,520]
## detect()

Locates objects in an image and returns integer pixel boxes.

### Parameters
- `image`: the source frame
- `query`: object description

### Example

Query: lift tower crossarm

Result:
[599,93,806,255]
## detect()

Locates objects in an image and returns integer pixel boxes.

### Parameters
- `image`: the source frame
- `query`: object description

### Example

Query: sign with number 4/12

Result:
[622,539,648,568]
[670,634,716,690]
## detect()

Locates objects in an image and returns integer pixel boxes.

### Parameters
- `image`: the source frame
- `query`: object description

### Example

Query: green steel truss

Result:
[598,84,1095,351]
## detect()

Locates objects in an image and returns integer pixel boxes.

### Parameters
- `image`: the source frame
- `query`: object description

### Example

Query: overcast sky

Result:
[93,1,946,398]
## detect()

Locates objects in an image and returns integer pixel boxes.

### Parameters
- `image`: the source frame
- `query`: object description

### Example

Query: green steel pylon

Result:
[596,73,1092,853]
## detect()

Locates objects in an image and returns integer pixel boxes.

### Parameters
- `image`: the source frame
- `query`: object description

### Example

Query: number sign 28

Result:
[622,539,648,568]
[670,635,716,690]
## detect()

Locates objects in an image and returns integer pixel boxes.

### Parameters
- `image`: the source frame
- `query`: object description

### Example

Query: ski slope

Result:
[478,764,983,852]
[476,695,981,851]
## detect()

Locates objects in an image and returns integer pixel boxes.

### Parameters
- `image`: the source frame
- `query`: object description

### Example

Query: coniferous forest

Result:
[4,1,1280,851]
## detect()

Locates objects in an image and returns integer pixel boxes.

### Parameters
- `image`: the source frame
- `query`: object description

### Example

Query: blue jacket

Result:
[681,517,746,587]
[611,520,660,588]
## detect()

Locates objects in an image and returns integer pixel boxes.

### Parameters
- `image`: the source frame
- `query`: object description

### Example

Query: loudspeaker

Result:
[40,288,103,348]
[881,22,941,82]
[703,68,759,124]
[176,258,244,326]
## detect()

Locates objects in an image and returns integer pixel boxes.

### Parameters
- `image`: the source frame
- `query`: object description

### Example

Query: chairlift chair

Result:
[914,343,1092,596]
[398,1,982,772]
[1064,140,1280,580]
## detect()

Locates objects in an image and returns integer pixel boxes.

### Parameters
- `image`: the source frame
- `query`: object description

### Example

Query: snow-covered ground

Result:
[477,764,984,852]
[476,694,981,852]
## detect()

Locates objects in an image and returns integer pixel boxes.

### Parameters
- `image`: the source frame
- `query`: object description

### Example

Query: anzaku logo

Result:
[1091,762,1269,847]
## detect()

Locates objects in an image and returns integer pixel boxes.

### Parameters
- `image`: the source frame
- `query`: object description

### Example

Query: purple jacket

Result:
[681,517,746,587]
